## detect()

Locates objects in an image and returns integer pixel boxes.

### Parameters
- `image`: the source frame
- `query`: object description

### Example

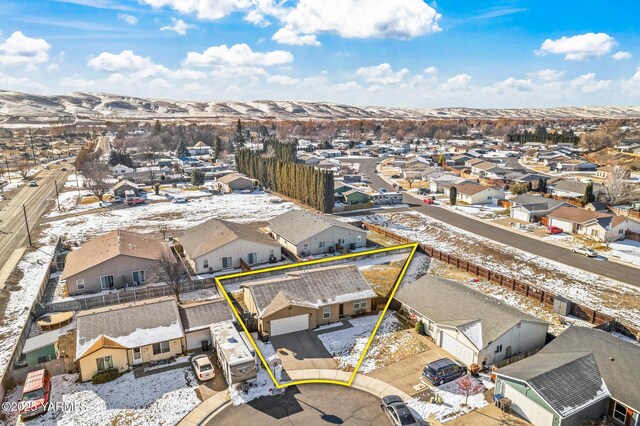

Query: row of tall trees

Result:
[235,144,334,212]
[505,130,579,145]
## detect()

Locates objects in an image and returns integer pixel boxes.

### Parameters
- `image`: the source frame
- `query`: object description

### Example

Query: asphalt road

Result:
[210,384,388,425]
[351,158,640,287]
[0,163,72,274]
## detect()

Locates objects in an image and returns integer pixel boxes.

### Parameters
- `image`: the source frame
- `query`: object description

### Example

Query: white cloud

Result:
[440,73,471,91]
[330,81,361,92]
[272,28,320,46]
[0,31,50,66]
[160,18,195,35]
[537,32,616,60]
[149,78,171,89]
[355,63,409,84]
[139,0,251,20]
[117,13,138,25]
[88,50,157,72]
[492,77,533,92]
[210,66,268,78]
[267,74,300,85]
[570,73,611,93]
[612,51,632,60]
[528,69,565,81]
[0,72,45,89]
[167,68,207,80]
[183,43,293,67]
[424,66,438,74]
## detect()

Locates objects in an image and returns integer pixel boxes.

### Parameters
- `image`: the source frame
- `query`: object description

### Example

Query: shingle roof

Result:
[178,299,234,332]
[267,210,365,245]
[548,206,618,226]
[243,265,376,317]
[178,218,279,259]
[61,230,172,280]
[394,276,547,348]
[498,353,609,417]
[511,194,569,212]
[453,182,496,196]
[549,179,601,194]
[218,173,254,184]
[75,297,183,360]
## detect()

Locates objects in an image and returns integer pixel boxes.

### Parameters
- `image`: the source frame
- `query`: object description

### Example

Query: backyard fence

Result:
[5,357,75,386]
[362,222,640,341]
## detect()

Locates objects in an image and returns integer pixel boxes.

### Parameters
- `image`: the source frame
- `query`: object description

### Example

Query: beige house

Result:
[547,206,640,242]
[75,297,184,382]
[444,182,505,205]
[178,219,282,274]
[61,230,173,296]
[242,265,376,336]
[267,210,367,256]
[217,173,257,193]
[596,165,631,180]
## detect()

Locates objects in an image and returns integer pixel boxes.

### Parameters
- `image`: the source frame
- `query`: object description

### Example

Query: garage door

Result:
[270,314,309,336]
[440,332,476,366]
[512,209,531,222]
[503,383,554,426]
[186,329,212,350]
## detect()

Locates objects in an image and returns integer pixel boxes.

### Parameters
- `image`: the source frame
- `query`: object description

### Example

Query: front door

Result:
[132,347,143,365]
[339,304,344,316]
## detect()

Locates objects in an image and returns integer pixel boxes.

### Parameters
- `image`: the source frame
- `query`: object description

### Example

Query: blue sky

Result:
[1,0,639,107]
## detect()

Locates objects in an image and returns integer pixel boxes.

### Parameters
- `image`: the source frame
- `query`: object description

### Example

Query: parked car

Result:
[112,196,123,204]
[172,198,188,204]
[572,246,598,257]
[28,180,37,187]
[546,226,563,235]
[423,198,434,204]
[380,395,419,426]
[61,167,68,171]
[126,197,145,206]
[191,354,215,381]
[391,174,401,179]
[422,358,467,386]
[20,369,51,419]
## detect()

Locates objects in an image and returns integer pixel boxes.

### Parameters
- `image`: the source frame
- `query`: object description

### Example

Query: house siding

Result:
[189,239,280,274]
[290,227,367,256]
[78,347,129,382]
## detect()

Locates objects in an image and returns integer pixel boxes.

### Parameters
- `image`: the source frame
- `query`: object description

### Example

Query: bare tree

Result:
[406,177,415,188]
[602,232,617,249]
[579,130,618,151]
[156,251,190,303]
[82,156,110,201]
[159,223,169,240]
[456,375,485,406]
[599,165,631,206]
[17,159,31,179]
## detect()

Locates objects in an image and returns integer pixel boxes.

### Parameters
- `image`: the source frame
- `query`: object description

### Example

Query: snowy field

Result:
[545,234,640,267]
[361,211,640,329]
[3,368,200,426]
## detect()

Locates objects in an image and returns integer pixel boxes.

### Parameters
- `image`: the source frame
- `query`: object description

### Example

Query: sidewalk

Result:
[0,247,26,290]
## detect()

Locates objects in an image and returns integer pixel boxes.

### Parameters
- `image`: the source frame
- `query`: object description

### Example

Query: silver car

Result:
[381,395,420,426]
[572,246,598,257]
[191,354,215,381]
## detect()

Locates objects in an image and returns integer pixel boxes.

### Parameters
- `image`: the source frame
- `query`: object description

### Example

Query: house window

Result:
[76,279,85,290]
[338,239,345,245]
[100,275,114,290]
[319,241,326,248]
[152,341,171,355]
[222,257,232,269]
[353,300,367,310]
[96,355,113,372]
[613,402,628,423]
[269,250,275,256]
[590,229,599,237]
[203,259,209,269]
[618,229,623,235]
[248,252,258,264]
[495,345,503,353]
[132,270,145,284]
[323,306,331,319]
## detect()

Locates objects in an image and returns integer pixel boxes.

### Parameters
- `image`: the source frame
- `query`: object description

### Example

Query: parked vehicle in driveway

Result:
[423,198,434,204]
[422,358,467,386]
[546,226,563,235]
[20,369,51,419]
[572,246,598,257]
[112,196,123,204]
[61,167,68,171]
[380,395,419,426]
[172,198,188,204]
[191,354,215,381]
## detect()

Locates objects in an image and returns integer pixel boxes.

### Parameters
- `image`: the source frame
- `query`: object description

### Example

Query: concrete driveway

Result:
[270,330,338,371]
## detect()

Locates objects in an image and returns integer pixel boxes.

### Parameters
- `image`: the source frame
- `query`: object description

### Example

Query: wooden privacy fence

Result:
[6,358,75,386]
[363,222,640,340]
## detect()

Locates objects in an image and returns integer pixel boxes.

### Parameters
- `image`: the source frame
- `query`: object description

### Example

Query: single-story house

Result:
[394,275,549,367]
[267,210,367,256]
[495,327,640,426]
[111,180,139,197]
[187,141,211,156]
[547,206,640,241]
[546,179,601,199]
[242,265,377,336]
[584,201,609,212]
[429,175,471,193]
[509,194,573,222]
[217,173,257,193]
[110,164,134,176]
[61,230,172,295]
[444,182,506,205]
[75,297,184,382]
[179,299,234,350]
[314,149,342,158]
[177,218,282,274]
[596,166,632,180]
[342,188,371,204]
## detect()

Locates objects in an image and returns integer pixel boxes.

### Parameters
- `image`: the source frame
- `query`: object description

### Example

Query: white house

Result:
[444,182,506,205]
[395,275,549,367]
[110,164,134,176]
[547,206,640,241]
[509,194,572,223]
[187,141,211,156]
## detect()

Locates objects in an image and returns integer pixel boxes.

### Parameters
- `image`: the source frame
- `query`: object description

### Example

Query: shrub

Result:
[415,319,426,336]
[92,368,120,384]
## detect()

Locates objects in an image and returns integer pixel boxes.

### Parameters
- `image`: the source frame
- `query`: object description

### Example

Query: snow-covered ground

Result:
[407,374,493,423]
[360,211,640,329]
[3,368,200,426]
[446,203,508,220]
[545,235,640,267]
[229,339,284,405]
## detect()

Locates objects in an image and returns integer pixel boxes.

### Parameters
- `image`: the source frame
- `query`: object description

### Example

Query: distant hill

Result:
[2,90,640,121]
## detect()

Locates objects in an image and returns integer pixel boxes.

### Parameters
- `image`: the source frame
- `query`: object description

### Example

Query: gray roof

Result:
[498,353,609,418]
[549,179,601,194]
[538,327,640,410]
[243,265,376,317]
[268,210,365,245]
[511,194,569,212]
[394,275,547,349]
[179,299,234,332]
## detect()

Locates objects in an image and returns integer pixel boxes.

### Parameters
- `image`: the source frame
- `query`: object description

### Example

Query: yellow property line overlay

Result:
[214,242,419,390]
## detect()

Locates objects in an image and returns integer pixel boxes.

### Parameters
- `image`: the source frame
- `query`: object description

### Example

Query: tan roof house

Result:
[61,230,172,296]
[547,206,640,241]
[177,218,282,274]
[217,173,257,193]
[444,182,505,205]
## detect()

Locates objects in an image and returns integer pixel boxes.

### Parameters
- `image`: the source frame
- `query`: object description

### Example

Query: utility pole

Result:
[28,129,37,168]
[23,204,32,246]
[54,180,61,211]
[3,156,10,183]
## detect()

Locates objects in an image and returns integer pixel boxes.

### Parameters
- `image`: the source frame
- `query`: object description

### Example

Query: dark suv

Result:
[422,358,467,385]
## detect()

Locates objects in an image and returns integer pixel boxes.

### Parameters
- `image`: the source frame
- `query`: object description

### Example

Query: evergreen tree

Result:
[154,119,162,134]
[449,186,457,205]
[235,119,246,148]
[191,169,205,187]
[582,182,595,205]
[537,177,546,192]
[175,139,188,158]
[213,136,222,159]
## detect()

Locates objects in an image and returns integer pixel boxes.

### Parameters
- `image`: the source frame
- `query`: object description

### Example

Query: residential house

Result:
[444,182,505,205]
[314,149,342,158]
[464,158,486,168]
[242,265,377,336]
[342,188,371,205]
[495,327,640,426]
[546,179,601,199]
[402,157,434,179]
[75,297,184,382]
[596,166,632,180]
[395,275,548,367]
[187,141,211,156]
[429,174,472,193]
[179,299,234,350]
[547,206,640,241]
[267,210,367,256]
[297,153,322,165]
[615,140,640,154]
[61,230,172,295]
[110,164,134,176]
[177,218,282,274]
[217,173,257,193]
[22,326,72,365]
[509,194,572,223]
[111,180,140,197]
[585,201,609,212]
[448,154,472,167]
[554,160,597,172]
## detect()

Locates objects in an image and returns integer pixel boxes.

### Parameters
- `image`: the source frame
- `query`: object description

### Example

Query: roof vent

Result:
[609,357,615,361]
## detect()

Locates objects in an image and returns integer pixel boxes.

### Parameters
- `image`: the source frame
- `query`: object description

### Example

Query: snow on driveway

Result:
[229,339,284,406]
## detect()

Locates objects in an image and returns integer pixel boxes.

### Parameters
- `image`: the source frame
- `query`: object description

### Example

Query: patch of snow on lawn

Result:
[607,239,640,267]
[229,339,284,405]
